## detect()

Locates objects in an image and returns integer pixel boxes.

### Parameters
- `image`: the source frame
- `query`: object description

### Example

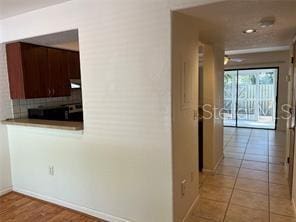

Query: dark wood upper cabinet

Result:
[21,43,49,98]
[6,42,80,99]
[67,51,81,79]
[48,48,70,97]
[6,43,26,99]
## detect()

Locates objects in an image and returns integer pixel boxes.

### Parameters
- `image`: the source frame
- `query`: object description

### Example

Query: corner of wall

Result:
[0,43,13,194]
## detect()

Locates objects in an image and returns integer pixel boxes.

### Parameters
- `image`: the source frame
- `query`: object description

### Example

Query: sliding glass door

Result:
[223,68,278,129]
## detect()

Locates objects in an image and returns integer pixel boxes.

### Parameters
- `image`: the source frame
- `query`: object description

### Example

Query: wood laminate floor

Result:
[0,192,105,222]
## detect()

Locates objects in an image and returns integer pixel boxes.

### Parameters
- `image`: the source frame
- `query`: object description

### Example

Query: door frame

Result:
[224,67,280,130]
[289,39,296,199]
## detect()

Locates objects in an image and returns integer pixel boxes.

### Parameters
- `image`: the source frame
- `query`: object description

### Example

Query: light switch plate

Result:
[181,180,187,196]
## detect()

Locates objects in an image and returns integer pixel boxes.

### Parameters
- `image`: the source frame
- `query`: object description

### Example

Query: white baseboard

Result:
[202,168,215,174]
[203,153,224,173]
[13,187,130,222]
[0,186,12,196]
[214,153,224,170]
[182,194,200,222]
[292,196,296,214]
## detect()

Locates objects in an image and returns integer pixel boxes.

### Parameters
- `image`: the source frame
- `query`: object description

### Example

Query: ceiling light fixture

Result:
[224,56,230,65]
[243,29,256,34]
[259,16,275,28]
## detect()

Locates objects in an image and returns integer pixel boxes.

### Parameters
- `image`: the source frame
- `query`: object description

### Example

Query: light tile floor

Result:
[189,127,295,222]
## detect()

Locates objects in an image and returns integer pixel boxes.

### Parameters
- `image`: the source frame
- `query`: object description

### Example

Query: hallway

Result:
[189,128,295,222]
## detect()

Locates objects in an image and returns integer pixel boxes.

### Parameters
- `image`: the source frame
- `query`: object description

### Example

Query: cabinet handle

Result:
[48,89,51,96]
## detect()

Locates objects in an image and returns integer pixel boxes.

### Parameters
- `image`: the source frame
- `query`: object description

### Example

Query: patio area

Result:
[224,119,275,129]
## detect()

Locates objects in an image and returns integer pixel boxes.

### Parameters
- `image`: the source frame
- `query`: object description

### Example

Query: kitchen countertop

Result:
[2,118,83,131]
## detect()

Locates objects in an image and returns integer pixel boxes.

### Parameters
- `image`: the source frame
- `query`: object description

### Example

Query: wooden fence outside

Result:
[224,84,276,121]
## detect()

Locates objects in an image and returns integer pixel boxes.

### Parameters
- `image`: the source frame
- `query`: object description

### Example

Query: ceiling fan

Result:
[224,55,244,65]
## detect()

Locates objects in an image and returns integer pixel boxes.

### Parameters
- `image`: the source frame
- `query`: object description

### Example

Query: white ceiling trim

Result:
[226,46,290,55]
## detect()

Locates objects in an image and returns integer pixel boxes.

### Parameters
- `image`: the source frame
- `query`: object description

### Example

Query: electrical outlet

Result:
[49,166,55,176]
[181,180,187,196]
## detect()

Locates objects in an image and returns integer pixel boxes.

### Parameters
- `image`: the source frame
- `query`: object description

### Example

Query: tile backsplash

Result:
[12,89,82,118]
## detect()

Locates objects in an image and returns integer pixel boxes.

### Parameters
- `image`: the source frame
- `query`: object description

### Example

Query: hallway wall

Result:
[172,12,200,222]
[202,44,224,170]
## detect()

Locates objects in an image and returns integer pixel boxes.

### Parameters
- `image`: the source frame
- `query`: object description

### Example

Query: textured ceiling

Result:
[180,0,296,52]
[0,0,70,19]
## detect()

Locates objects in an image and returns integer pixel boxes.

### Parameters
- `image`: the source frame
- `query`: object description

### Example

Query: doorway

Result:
[224,67,279,129]
[198,44,204,172]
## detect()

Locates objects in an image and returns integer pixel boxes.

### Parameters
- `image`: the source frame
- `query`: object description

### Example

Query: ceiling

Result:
[0,0,70,19]
[180,0,296,53]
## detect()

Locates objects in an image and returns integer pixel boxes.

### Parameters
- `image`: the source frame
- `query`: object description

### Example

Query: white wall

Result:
[0,0,219,221]
[1,1,173,222]
[0,1,172,221]
[0,44,12,195]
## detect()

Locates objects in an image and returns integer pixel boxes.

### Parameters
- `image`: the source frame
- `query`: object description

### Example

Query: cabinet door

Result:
[48,48,71,97]
[6,43,26,99]
[21,44,49,98]
[67,51,81,79]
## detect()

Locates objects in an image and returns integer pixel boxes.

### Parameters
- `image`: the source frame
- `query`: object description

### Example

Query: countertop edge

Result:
[2,119,84,131]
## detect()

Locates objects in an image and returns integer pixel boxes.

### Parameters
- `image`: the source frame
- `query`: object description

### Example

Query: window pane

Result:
[223,70,237,127]
[237,68,277,129]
